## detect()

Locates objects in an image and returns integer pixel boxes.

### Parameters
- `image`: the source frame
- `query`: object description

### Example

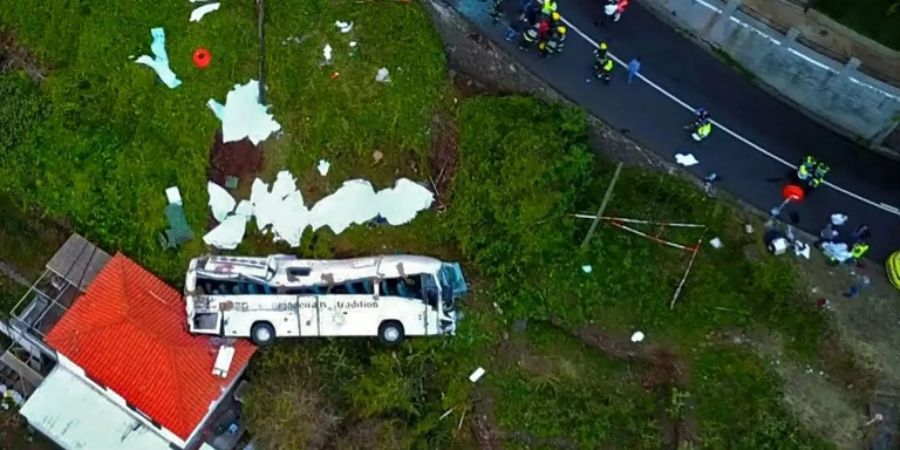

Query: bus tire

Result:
[250,322,276,346]
[378,321,405,345]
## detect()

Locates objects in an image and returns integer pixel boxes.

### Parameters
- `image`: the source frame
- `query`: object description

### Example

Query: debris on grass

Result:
[203,214,248,250]
[372,150,384,165]
[189,2,220,22]
[375,67,391,83]
[208,181,236,222]
[323,44,333,63]
[335,21,354,33]
[468,367,486,383]
[205,171,435,248]
[709,237,722,249]
[581,264,593,273]
[134,28,181,89]
[207,80,281,145]
[165,187,182,205]
[317,159,331,176]
[631,331,645,343]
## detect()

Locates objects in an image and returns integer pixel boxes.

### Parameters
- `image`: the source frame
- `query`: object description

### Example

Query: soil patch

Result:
[427,111,459,211]
[207,131,264,190]
[468,389,501,450]
[549,318,687,390]
[0,32,46,81]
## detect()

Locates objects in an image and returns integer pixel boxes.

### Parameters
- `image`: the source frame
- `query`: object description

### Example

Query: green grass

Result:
[1,2,843,448]
[815,0,900,50]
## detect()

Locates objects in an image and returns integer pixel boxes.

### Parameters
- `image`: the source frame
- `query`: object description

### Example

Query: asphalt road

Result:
[452,0,900,263]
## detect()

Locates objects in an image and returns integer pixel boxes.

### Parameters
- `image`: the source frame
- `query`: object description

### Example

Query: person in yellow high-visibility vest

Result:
[692,121,712,141]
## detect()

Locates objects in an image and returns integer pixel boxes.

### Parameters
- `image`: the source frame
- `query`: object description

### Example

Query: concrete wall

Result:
[640,0,900,152]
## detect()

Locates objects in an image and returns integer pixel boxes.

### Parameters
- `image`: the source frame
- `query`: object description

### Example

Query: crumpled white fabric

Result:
[375,179,434,225]
[208,182,236,222]
[190,3,220,22]
[207,80,281,145]
[335,21,353,33]
[134,28,182,89]
[203,215,248,250]
[675,153,699,167]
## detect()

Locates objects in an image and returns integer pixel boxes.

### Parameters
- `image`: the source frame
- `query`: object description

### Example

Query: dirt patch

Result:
[0,32,46,81]
[427,111,459,211]
[550,318,687,390]
[207,131,264,190]
[468,389,501,450]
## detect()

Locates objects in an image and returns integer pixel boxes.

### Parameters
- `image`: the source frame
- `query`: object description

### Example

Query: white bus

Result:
[184,255,468,345]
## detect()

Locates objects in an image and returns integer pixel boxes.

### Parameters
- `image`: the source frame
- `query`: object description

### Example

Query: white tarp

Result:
[207,80,281,145]
[203,214,248,250]
[21,367,173,450]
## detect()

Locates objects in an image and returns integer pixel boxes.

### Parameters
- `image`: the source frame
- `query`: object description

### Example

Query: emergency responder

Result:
[691,121,712,141]
[851,241,870,263]
[684,109,712,141]
[540,25,567,57]
[595,41,609,60]
[541,0,557,16]
[490,0,503,24]
[795,155,817,185]
[813,161,830,186]
[593,53,614,84]
[519,19,542,50]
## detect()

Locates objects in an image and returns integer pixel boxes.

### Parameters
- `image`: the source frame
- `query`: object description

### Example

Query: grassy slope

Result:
[0,1,843,448]
[815,0,900,50]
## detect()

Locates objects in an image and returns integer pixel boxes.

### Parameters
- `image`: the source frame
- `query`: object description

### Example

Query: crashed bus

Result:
[184,255,467,345]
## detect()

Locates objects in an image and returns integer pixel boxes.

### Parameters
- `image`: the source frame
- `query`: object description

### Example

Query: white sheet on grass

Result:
[207,80,281,145]
[203,171,434,249]
[208,182,236,222]
[134,28,182,89]
[203,214,248,250]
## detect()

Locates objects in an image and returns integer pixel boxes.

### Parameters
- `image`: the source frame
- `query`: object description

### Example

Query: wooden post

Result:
[257,0,267,103]
[580,163,623,249]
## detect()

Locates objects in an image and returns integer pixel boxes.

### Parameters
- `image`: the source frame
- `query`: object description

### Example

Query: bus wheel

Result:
[378,321,405,345]
[250,322,276,346]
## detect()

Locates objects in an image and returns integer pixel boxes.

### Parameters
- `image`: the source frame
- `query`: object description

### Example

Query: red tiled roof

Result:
[45,253,256,441]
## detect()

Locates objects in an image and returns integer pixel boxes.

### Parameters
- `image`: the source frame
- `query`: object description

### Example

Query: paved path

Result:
[452,0,900,263]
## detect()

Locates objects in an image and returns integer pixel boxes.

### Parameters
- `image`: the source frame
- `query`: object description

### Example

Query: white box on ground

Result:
[468,367,485,383]
[165,186,182,205]
[212,345,236,378]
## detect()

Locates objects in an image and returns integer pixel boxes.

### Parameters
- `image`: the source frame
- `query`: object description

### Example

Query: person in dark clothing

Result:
[851,224,871,244]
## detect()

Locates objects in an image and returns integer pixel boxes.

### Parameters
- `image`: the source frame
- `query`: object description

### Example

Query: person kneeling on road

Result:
[539,25,567,58]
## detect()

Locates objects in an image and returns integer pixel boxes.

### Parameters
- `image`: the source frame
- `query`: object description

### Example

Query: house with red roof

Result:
[2,235,256,450]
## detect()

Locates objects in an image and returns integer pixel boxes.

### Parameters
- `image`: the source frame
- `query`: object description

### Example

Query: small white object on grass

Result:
[468,367,486,383]
[375,67,391,83]
[335,20,354,33]
[317,159,330,176]
[709,237,723,249]
[581,265,593,273]
[323,44,333,63]
[675,153,699,167]
[165,186,182,205]
[189,2,220,22]
[744,224,754,234]
[631,331,645,343]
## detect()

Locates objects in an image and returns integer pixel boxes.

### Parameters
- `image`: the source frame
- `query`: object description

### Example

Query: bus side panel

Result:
[297,296,320,337]
[378,297,427,337]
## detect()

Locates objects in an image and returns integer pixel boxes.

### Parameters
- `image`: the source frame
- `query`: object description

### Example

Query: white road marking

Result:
[559,16,900,217]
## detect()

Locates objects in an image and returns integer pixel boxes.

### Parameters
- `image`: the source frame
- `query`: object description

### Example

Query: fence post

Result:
[580,163,623,250]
